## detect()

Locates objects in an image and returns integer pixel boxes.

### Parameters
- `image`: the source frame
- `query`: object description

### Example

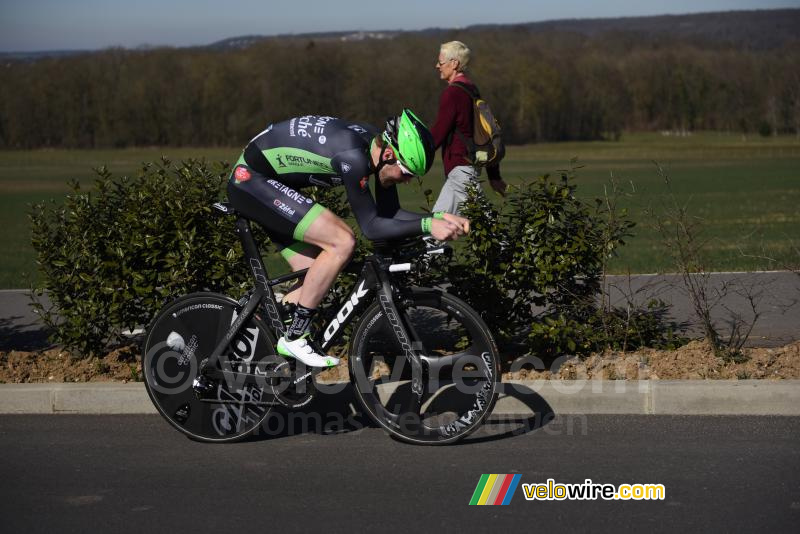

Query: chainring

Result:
[269,359,317,409]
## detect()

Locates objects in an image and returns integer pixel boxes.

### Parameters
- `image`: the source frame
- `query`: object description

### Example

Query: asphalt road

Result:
[2,272,797,351]
[1,414,798,533]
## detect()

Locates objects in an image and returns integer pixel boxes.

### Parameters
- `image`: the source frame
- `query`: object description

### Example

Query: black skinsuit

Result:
[227,115,427,252]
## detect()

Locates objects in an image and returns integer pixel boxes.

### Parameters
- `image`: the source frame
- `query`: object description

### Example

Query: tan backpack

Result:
[451,81,505,167]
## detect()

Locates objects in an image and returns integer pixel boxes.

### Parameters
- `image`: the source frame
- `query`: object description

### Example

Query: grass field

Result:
[1,132,798,288]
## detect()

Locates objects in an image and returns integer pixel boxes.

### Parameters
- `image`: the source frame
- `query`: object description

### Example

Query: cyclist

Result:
[227,110,470,368]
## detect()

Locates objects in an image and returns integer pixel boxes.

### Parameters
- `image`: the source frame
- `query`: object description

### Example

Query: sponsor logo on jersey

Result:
[286,154,327,170]
[264,148,335,175]
[348,124,367,134]
[341,162,351,174]
[234,166,251,183]
[289,117,307,138]
[290,115,334,139]
[273,199,296,217]
[267,179,314,205]
[312,116,334,134]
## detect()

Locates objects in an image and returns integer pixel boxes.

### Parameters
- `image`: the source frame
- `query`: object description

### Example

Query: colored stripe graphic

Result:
[493,474,514,505]
[478,474,498,505]
[501,475,522,505]
[486,474,504,504]
[469,474,490,505]
[470,474,521,505]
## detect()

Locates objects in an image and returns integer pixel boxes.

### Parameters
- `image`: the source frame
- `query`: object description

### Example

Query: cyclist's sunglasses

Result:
[379,145,417,178]
[395,160,416,178]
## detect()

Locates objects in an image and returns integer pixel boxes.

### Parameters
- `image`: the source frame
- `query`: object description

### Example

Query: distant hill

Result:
[2,8,798,61]
[476,9,800,50]
[206,9,800,51]
[208,30,400,50]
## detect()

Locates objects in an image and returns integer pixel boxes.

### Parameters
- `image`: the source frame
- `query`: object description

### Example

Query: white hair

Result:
[440,41,470,71]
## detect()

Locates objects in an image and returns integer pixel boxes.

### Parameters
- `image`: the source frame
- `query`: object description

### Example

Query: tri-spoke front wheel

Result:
[349,289,500,444]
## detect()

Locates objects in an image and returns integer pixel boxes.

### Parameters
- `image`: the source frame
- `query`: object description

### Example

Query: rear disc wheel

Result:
[142,292,278,442]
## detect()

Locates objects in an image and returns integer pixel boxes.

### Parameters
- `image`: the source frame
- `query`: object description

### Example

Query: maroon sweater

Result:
[430,74,500,180]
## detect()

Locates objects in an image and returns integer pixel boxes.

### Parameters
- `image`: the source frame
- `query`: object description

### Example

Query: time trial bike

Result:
[141,201,500,444]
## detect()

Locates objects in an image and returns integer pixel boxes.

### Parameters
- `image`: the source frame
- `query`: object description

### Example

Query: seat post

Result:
[234,217,286,333]
[234,217,269,290]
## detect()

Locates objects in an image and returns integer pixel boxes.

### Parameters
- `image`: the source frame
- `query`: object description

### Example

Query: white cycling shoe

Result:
[277,334,340,368]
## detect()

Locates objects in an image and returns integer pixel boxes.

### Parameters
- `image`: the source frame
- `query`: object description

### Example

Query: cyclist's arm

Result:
[374,180,426,221]
[345,176,429,240]
[334,150,427,240]
[373,177,471,234]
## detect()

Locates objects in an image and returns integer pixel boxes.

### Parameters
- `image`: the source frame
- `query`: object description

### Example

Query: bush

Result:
[441,172,613,349]
[441,172,684,356]
[31,160,683,358]
[30,158,248,355]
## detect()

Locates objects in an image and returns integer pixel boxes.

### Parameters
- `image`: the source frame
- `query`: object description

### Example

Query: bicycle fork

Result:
[373,274,426,403]
[318,259,427,403]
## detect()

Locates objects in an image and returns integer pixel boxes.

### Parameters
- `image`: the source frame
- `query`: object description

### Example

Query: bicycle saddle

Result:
[212,202,237,216]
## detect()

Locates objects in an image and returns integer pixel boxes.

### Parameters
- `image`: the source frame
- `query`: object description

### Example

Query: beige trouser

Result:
[431,165,482,215]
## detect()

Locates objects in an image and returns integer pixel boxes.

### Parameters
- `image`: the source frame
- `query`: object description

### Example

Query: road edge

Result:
[1,380,799,416]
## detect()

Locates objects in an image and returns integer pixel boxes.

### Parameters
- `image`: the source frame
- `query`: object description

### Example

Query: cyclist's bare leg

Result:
[289,209,355,309]
[281,248,317,304]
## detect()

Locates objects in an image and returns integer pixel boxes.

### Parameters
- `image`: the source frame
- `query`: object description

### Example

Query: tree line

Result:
[1,29,799,149]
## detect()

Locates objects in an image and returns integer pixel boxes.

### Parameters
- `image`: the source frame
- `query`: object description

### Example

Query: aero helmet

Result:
[382,109,435,176]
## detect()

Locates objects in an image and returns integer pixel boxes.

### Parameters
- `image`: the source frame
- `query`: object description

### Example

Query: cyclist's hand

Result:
[431,218,466,241]
[441,213,470,234]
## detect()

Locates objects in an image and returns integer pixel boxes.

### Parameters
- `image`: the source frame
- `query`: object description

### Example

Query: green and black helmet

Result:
[382,109,436,177]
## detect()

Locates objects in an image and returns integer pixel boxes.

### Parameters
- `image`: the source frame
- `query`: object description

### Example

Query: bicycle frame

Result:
[200,216,425,398]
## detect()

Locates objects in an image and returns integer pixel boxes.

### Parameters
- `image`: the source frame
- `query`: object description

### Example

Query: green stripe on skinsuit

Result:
[293,204,326,242]
[280,241,316,261]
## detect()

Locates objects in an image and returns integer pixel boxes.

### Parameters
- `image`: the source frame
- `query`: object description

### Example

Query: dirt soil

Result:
[1,340,799,383]
[0,346,142,383]
[503,340,800,381]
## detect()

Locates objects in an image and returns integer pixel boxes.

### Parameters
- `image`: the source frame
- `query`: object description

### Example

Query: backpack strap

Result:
[450,81,481,99]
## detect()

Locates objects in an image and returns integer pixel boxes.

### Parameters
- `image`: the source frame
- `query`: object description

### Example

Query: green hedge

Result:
[30,158,249,355]
[412,172,685,355]
[30,160,683,356]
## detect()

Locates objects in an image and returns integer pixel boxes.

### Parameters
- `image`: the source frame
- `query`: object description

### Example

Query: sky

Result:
[1,0,798,52]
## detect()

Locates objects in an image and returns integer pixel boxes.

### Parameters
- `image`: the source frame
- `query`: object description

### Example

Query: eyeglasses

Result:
[436,58,455,66]
[377,145,416,178]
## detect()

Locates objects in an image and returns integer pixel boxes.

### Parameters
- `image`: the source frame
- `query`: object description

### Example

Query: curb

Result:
[0,383,157,414]
[498,380,800,416]
[1,380,799,416]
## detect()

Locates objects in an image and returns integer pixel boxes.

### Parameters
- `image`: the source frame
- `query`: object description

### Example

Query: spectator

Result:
[430,41,507,215]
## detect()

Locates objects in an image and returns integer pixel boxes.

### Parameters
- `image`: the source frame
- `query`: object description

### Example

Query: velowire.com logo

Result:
[469,474,522,505]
